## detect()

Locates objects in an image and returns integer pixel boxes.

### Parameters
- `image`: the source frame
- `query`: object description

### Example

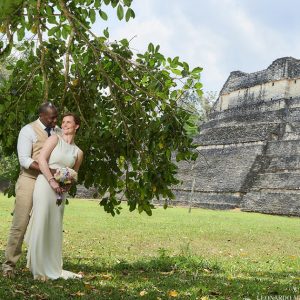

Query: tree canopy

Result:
[0,0,203,215]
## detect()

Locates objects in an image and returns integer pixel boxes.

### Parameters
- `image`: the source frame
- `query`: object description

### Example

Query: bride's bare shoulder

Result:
[77,148,83,158]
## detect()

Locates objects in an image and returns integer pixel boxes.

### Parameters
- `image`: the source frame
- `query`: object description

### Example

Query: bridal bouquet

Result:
[54,167,78,206]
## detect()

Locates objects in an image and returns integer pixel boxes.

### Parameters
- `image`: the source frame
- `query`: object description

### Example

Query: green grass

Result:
[0,193,299,299]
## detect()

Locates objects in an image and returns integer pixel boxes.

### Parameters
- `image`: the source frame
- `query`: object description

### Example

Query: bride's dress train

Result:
[25,136,81,280]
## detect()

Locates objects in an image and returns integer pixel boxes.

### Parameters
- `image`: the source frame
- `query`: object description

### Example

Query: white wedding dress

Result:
[25,136,81,280]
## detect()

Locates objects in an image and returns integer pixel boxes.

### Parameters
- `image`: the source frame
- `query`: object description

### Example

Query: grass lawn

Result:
[0,193,299,299]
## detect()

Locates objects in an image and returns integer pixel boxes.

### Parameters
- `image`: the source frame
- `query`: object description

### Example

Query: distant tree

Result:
[0,0,203,215]
[198,91,217,122]
[179,90,217,137]
[0,56,14,82]
[0,146,18,181]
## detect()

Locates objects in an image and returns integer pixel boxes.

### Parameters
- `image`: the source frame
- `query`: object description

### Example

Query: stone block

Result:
[267,156,300,171]
[252,172,300,189]
[267,140,300,156]
[174,144,264,192]
[173,189,241,209]
[199,123,279,145]
[241,190,300,216]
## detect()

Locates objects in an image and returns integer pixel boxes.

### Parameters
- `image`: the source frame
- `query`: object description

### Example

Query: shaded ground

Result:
[0,195,299,299]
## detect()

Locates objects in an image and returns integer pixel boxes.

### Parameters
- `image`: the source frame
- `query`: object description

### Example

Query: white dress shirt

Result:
[17,119,55,169]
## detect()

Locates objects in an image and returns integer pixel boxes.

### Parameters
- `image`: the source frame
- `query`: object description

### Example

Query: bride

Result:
[25,112,83,280]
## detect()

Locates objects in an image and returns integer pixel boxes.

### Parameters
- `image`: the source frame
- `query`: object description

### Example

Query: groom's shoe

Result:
[3,269,15,278]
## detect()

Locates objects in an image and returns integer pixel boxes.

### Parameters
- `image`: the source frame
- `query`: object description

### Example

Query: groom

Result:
[2,102,59,277]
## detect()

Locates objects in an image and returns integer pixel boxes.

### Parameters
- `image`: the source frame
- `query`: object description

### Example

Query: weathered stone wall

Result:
[218,78,300,110]
[220,57,300,95]
[214,57,300,111]
[174,57,300,216]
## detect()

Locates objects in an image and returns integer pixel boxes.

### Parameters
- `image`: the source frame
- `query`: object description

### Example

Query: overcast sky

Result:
[92,0,300,94]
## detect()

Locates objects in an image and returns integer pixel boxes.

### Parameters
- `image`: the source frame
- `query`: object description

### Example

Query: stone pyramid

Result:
[174,57,300,216]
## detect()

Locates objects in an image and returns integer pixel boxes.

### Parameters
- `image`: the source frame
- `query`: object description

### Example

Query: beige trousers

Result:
[2,174,36,272]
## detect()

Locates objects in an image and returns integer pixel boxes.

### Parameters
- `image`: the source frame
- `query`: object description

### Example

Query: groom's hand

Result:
[49,168,57,176]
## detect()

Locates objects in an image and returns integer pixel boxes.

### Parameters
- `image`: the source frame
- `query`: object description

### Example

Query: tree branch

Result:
[36,0,48,102]
[61,27,75,108]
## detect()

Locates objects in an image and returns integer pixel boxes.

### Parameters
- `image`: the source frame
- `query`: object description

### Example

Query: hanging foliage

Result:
[0,0,203,215]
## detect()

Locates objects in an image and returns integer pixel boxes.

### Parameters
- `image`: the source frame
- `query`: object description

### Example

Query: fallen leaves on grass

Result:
[203,268,212,273]
[101,273,113,280]
[53,285,64,289]
[168,290,178,297]
[139,290,148,296]
[84,281,95,290]
[70,291,85,297]
[160,270,174,275]
[31,294,48,300]
[227,274,234,280]
[14,289,26,296]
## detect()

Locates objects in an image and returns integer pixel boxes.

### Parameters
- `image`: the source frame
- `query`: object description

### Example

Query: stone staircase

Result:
[241,138,300,216]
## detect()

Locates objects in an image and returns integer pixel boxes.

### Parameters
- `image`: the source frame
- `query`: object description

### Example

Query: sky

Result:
[91,0,300,95]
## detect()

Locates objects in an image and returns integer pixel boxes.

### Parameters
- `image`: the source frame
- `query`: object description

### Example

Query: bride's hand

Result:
[62,184,72,193]
[49,178,62,194]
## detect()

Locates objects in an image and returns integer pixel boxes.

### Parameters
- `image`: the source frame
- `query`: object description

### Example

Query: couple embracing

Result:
[2,102,84,280]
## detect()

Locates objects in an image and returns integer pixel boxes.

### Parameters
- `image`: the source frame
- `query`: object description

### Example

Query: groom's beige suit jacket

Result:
[21,120,52,178]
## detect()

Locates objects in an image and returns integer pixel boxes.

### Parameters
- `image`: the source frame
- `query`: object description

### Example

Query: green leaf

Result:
[125,8,131,22]
[120,38,129,47]
[17,27,25,41]
[48,16,58,24]
[54,28,61,39]
[61,25,70,39]
[5,65,14,70]
[111,0,118,8]
[144,204,153,216]
[83,53,89,65]
[181,70,188,77]
[183,62,189,71]
[46,5,53,15]
[123,0,132,6]
[171,69,182,76]
[170,90,177,98]
[48,26,58,36]
[89,9,96,23]
[103,0,110,4]
[103,27,109,38]
[99,9,108,21]
[196,89,203,97]
[194,82,203,89]
[130,8,135,18]
[192,67,203,74]
[148,43,154,53]
[117,4,124,20]
[94,0,101,8]
[138,205,143,214]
